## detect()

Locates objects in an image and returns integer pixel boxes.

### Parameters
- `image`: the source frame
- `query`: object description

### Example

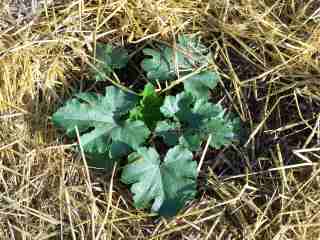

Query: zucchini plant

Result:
[52,35,239,217]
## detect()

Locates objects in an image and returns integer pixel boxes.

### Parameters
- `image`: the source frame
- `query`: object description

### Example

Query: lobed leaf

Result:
[158,94,237,151]
[205,118,235,148]
[110,120,150,150]
[141,35,218,99]
[141,48,175,83]
[94,43,129,81]
[183,71,220,99]
[52,86,149,169]
[177,35,212,67]
[121,146,197,216]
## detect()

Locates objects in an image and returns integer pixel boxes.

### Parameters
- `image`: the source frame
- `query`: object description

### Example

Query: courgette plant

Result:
[52,35,239,217]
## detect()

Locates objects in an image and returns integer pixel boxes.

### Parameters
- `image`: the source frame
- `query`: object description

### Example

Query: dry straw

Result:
[1,0,320,239]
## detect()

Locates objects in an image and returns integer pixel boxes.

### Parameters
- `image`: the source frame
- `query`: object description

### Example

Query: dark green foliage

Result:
[184,71,219,99]
[93,43,129,81]
[141,35,212,82]
[52,36,240,217]
[157,93,236,151]
[141,35,219,99]
[129,83,163,130]
[155,120,179,146]
[52,86,150,167]
[121,146,197,217]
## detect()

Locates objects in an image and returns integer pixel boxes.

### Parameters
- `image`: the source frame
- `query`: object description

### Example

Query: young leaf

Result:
[52,86,150,168]
[121,146,197,216]
[129,83,163,129]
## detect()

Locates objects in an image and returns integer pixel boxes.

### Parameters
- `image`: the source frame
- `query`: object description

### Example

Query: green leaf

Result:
[230,116,245,144]
[160,95,180,117]
[52,98,108,137]
[192,99,225,120]
[177,35,212,67]
[94,44,113,81]
[52,86,149,169]
[184,71,219,99]
[110,120,150,149]
[155,121,179,146]
[129,83,163,129]
[160,92,193,119]
[179,130,202,151]
[141,35,213,84]
[79,126,112,154]
[109,141,131,159]
[190,101,235,149]
[158,94,237,151]
[102,86,138,116]
[110,47,129,69]
[141,48,175,83]
[205,118,235,149]
[94,43,128,81]
[191,100,235,149]
[52,86,138,135]
[121,146,197,216]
